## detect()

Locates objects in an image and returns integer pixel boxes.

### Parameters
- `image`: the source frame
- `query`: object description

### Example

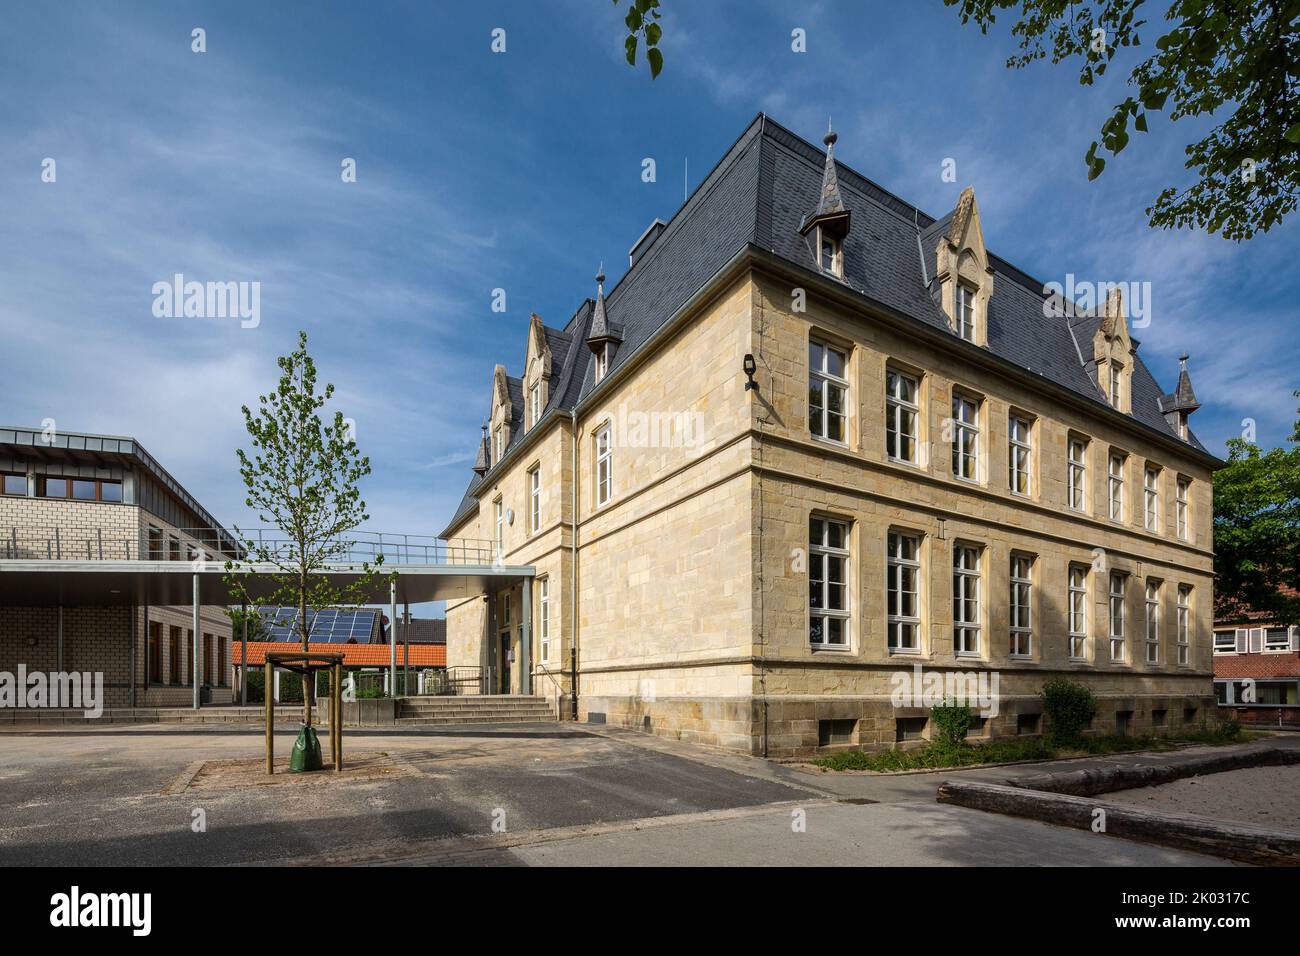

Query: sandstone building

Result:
[439,115,1220,756]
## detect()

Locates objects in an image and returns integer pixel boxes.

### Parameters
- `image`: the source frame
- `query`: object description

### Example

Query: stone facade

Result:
[444,256,1218,757]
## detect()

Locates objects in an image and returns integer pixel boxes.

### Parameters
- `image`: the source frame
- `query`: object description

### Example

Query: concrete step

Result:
[396,714,557,726]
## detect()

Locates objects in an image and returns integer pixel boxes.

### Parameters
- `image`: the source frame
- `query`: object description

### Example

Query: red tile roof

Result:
[233,641,446,668]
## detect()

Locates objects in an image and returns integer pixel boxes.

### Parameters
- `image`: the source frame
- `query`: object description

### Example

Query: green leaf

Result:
[646,22,661,45]
[1134,112,1148,133]
[1087,156,1106,181]
[1285,123,1300,144]
[647,46,663,79]
[625,34,638,66]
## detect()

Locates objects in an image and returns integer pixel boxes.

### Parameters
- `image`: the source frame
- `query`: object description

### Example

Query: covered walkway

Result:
[0,534,534,709]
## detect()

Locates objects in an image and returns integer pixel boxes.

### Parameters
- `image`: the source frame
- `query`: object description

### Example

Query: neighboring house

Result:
[1213,589,1300,726]
[439,114,1221,757]
[0,427,238,706]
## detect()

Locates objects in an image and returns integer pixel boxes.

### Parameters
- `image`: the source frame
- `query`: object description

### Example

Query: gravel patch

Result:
[1105,765,1300,829]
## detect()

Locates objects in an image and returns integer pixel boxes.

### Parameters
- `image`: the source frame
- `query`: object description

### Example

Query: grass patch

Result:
[811,721,1258,772]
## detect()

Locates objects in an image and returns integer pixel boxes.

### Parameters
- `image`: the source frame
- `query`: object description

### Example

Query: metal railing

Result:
[1,526,499,567]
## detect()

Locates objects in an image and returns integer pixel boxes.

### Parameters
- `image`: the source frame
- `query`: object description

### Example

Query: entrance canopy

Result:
[0,560,534,607]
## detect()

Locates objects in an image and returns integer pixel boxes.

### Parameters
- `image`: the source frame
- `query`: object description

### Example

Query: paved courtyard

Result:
[0,720,1244,866]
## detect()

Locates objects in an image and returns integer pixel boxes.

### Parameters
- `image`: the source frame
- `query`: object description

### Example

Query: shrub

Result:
[1041,678,1097,747]
[930,699,973,750]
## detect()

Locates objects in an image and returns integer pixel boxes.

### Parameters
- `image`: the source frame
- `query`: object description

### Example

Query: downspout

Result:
[570,407,579,721]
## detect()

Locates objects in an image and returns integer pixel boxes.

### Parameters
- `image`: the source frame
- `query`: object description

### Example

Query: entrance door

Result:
[498,629,511,694]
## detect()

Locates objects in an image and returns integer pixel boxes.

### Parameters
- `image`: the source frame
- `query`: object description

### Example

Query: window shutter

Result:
[1291,627,1299,652]
[1235,628,1248,653]
[1250,628,1265,653]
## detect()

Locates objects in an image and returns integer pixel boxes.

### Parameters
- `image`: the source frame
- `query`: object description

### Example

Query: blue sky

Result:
[2,0,1296,548]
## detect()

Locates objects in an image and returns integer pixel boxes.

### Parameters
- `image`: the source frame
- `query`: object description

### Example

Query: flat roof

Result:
[0,561,533,607]
[0,426,234,542]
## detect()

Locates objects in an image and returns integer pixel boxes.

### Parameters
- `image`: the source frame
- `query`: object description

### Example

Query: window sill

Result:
[887,647,923,657]
[809,644,852,654]
[810,434,850,451]
[955,651,983,660]
[886,455,920,469]
[1009,653,1033,661]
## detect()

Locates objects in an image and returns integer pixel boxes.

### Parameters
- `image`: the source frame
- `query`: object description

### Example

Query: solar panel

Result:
[256,607,379,643]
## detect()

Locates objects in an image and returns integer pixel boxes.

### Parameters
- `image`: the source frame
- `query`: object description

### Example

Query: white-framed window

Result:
[1109,362,1122,408]
[1176,585,1191,666]
[951,393,980,481]
[953,544,982,656]
[1265,627,1291,651]
[809,339,848,443]
[493,425,504,464]
[594,344,609,382]
[887,530,920,653]
[1177,412,1189,440]
[528,466,541,534]
[1176,477,1190,540]
[885,369,919,464]
[595,425,612,507]
[1068,565,1088,660]
[494,498,504,558]
[1108,452,1126,521]
[501,591,511,628]
[1109,572,1127,661]
[1145,580,1161,663]
[1068,437,1088,512]
[1010,554,1033,657]
[1144,466,1160,532]
[809,516,850,649]
[529,382,541,428]
[538,577,550,662]
[956,285,976,342]
[1008,414,1032,496]
[1213,630,1236,654]
[818,228,843,277]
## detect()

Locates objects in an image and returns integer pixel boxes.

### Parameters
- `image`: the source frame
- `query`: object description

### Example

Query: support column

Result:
[57,605,64,674]
[264,660,274,775]
[240,600,248,706]
[389,580,397,697]
[128,601,136,708]
[403,602,410,694]
[520,577,532,696]
[192,573,201,710]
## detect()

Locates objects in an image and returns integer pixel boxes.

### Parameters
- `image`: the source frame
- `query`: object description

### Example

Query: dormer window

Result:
[493,425,503,463]
[1109,363,1122,408]
[1177,412,1188,440]
[818,229,843,278]
[529,382,540,428]
[956,285,977,343]
[594,344,609,382]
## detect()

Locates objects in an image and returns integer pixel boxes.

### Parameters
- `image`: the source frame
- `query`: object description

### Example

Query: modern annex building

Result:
[440,114,1221,757]
[0,427,238,707]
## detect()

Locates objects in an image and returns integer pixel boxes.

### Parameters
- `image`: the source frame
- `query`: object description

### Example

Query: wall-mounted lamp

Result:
[743,353,758,391]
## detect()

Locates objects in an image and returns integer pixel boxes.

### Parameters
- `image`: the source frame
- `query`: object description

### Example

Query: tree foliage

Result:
[614,0,664,78]
[225,330,386,724]
[1213,392,1300,625]
[945,0,1300,239]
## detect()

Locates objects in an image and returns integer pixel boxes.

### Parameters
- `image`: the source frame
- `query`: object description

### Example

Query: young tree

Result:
[1214,393,1300,625]
[226,330,385,729]
[945,1,1300,240]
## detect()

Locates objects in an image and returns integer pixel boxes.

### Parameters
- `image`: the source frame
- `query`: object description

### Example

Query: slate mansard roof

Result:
[440,114,1213,537]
